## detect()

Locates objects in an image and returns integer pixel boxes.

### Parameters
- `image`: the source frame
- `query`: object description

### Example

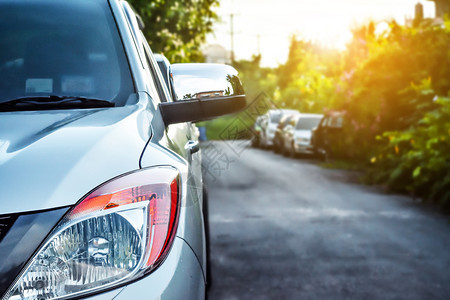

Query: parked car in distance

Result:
[0,0,246,299]
[259,109,299,148]
[251,115,263,147]
[273,112,299,153]
[311,111,345,160]
[291,113,323,156]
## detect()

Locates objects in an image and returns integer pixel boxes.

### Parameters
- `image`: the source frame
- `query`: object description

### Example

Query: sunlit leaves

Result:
[275,38,341,112]
[373,96,450,208]
[128,0,219,62]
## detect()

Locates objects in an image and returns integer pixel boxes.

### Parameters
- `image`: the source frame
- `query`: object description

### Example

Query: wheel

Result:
[273,140,281,153]
[251,137,259,148]
[282,143,289,157]
[318,148,328,161]
[290,142,296,158]
[260,139,267,150]
[323,149,330,162]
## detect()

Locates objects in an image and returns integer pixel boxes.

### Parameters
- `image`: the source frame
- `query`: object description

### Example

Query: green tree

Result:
[128,0,219,62]
[337,20,450,161]
[232,55,277,101]
[275,37,342,112]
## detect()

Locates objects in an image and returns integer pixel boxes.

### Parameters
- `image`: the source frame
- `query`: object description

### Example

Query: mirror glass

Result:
[171,63,244,101]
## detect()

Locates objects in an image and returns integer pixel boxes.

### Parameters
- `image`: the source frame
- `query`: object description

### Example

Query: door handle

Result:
[185,140,200,154]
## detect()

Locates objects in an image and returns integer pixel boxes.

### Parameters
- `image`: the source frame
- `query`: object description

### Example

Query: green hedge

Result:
[370,97,450,209]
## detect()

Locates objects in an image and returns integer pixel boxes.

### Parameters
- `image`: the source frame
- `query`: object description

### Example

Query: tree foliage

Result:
[127,0,219,62]
[331,20,449,207]
[275,38,341,113]
[232,55,277,101]
[340,20,450,147]
[371,96,450,209]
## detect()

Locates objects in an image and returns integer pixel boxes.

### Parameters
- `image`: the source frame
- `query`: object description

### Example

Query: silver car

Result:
[258,109,299,148]
[0,0,245,299]
[283,114,323,156]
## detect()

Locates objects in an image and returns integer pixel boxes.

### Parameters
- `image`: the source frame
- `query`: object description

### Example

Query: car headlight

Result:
[6,167,180,300]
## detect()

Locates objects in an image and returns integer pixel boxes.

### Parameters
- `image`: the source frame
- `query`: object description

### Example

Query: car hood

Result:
[0,106,151,214]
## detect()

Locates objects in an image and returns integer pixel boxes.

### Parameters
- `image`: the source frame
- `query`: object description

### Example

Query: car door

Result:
[316,117,326,150]
[120,3,202,198]
[143,43,202,192]
[327,115,343,157]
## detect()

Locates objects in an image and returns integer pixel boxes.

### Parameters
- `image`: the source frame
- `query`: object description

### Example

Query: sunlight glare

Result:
[207,0,436,66]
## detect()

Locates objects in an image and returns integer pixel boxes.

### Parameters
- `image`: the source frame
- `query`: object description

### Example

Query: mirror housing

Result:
[159,63,246,126]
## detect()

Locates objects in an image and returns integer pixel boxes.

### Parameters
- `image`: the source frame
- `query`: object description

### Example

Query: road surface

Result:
[203,141,450,300]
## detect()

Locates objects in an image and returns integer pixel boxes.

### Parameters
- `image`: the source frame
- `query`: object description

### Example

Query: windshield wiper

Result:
[0,95,115,111]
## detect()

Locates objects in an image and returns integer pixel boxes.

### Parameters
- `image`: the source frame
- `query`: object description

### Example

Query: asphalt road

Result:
[203,141,450,300]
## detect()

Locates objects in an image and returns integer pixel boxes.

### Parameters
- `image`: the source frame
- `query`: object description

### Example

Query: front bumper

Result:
[86,237,205,300]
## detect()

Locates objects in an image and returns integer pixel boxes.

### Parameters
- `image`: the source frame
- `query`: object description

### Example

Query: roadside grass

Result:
[198,113,254,141]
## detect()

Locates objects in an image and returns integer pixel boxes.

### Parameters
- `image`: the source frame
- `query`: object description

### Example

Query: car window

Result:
[329,116,343,128]
[156,60,170,88]
[295,117,322,130]
[0,0,134,106]
[142,41,171,103]
[270,112,282,123]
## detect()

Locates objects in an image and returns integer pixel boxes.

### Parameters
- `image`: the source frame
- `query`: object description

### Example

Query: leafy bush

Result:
[370,96,450,208]
[328,21,448,162]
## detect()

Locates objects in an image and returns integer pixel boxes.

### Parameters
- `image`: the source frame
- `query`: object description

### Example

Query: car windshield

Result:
[296,117,322,130]
[0,0,134,106]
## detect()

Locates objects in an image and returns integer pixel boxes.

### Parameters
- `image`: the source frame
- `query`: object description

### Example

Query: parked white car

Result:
[283,113,323,156]
[258,109,299,148]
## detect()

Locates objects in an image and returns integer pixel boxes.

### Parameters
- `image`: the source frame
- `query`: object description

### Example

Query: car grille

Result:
[0,208,68,297]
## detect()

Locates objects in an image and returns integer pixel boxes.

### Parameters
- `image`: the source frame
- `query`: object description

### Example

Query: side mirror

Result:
[159,63,246,126]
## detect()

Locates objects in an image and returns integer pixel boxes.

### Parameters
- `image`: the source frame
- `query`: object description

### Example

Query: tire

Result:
[282,144,289,157]
[273,140,280,153]
[312,148,320,159]
[290,142,296,158]
[318,148,328,161]
[323,149,330,162]
[251,137,259,148]
[260,140,267,150]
